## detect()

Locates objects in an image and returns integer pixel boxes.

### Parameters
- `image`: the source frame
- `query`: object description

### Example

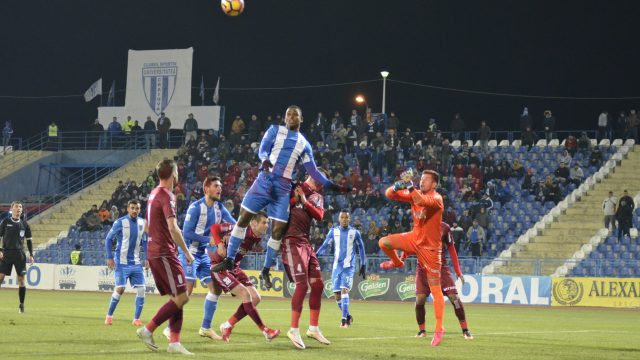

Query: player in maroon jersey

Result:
[209,211,281,343]
[136,159,195,355]
[402,222,473,340]
[279,175,330,349]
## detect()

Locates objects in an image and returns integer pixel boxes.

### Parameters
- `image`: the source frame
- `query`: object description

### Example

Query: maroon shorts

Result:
[416,264,458,296]
[211,266,253,293]
[281,238,322,284]
[148,255,188,296]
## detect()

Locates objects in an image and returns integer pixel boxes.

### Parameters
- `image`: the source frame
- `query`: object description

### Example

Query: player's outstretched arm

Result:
[167,217,193,264]
[355,231,367,278]
[446,238,464,282]
[105,220,120,260]
[384,186,413,203]
[219,203,237,225]
[315,228,334,256]
[301,143,349,192]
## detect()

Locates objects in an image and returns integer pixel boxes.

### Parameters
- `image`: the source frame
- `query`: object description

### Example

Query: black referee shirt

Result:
[0,217,32,251]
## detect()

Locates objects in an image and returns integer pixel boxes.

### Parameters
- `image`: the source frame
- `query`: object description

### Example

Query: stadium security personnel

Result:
[0,201,34,313]
[70,244,83,265]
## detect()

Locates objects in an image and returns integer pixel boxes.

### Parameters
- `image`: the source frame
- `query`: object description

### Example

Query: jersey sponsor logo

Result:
[413,209,427,220]
[552,278,584,306]
[358,274,390,299]
[396,275,417,301]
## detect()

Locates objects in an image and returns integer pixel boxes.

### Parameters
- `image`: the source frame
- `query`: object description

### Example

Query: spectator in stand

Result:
[107,117,122,147]
[122,116,135,136]
[400,129,414,164]
[131,121,142,145]
[384,129,399,176]
[2,121,13,152]
[469,164,483,193]
[183,113,198,144]
[346,125,358,153]
[521,127,538,151]
[589,147,603,167]
[554,162,570,184]
[206,129,219,149]
[458,209,472,232]
[334,123,348,153]
[478,121,491,153]
[598,111,610,141]
[616,193,634,241]
[451,222,465,253]
[558,149,572,166]
[479,193,494,211]
[543,110,555,142]
[569,163,584,186]
[602,191,617,233]
[467,220,486,259]
[443,206,457,226]
[519,107,532,133]
[349,109,362,130]
[511,159,524,178]
[88,119,104,150]
[143,116,156,149]
[108,205,119,224]
[458,142,470,164]
[313,112,328,142]
[544,176,560,203]
[577,132,591,154]
[69,245,83,265]
[425,118,438,145]
[361,113,380,144]
[191,180,203,200]
[450,113,465,141]
[156,112,171,148]
[495,161,512,180]
[616,111,628,140]
[387,111,399,132]
[230,115,245,143]
[468,152,481,167]
[247,114,261,143]
[453,163,467,193]
[627,110,639,142]
[356,142,371,176]
[496,179,512,203]
[441,138,452,167]
[98,205,110,226]
[565,134,577,156]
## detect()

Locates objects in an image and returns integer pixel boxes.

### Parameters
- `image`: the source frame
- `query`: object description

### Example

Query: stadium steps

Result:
[495,145,640,276]
[0,150,51,180]
[28,149,176,247]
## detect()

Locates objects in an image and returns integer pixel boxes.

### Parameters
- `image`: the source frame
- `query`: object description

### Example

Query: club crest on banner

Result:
[142,62,178,116]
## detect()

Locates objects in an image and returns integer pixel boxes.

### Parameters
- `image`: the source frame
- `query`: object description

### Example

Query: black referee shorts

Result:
[0,250,27,276]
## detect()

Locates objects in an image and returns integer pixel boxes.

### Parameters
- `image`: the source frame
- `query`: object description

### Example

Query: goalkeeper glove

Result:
[393,180,408,192]
[260,267,273,290]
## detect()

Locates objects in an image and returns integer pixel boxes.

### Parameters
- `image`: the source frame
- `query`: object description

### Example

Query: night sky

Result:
[2,1,640,138]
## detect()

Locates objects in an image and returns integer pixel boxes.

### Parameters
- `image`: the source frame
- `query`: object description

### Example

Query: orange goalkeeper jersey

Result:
[385,186,444,250]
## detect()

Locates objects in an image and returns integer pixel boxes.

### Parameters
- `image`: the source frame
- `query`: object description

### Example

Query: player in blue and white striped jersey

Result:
[104,199,147,326]
[171,175,236,341]
[213,106,349,281]
[316,209,367,328]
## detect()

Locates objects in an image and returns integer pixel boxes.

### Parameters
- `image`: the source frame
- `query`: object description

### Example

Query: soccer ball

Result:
[221,0,244,16]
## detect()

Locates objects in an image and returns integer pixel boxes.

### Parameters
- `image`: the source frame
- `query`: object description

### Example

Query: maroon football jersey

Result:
[285,183,323,244]
[146,186,177,258]
[210,226,262,266]
[440,222,453,265]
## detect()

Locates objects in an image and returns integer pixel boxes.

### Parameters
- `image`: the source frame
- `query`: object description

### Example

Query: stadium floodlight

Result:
[355,95,366,104]
[380,70,389,114]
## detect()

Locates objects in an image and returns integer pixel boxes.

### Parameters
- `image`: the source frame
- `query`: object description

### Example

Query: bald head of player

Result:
[285,105,303,131]
[250,211,269,237]
[156,159,178,190]
[338,209,350,229]
[419,170,440,193]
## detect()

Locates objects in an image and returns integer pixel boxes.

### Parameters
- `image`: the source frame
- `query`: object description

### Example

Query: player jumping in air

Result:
[211,105,347,275]
[104,199,148,326]
[209,211,280,342]
[0,201,34,314]
[399,222,473,340]
[316,209,366,328]
[278,174,331,349]
[378,169,446,346]
[162,176,235,341]
[136,159,195,355]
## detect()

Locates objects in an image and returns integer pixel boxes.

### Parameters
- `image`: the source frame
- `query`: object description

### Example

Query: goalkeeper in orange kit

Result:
[378,169,446,346]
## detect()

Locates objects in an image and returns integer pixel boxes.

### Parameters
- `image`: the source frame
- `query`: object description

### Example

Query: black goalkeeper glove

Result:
[211,257,234,273]
[260,267,273,290]
[359,265,366,279]
[327,182,352,194]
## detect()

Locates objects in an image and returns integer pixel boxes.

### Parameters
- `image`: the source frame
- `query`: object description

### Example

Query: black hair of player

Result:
[156,159,176,180]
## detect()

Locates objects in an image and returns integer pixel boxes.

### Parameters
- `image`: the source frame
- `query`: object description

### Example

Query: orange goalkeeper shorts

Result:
[385,231,442,278]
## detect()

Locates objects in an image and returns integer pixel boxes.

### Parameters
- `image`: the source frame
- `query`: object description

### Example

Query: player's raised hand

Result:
[260,267,273,290]
[185,252,195,265]
[393,180,407,192]
[107,258,115,269]
[294,186,306,204]
[28,256,34,264]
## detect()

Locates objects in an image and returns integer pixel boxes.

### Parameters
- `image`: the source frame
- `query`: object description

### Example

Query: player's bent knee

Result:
[415,294,427,306]
[341,288,349,295]
[378,237,390,249]
[116,287,125,295]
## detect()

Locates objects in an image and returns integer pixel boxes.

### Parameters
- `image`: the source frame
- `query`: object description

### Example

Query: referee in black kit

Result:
[0,201,34,313]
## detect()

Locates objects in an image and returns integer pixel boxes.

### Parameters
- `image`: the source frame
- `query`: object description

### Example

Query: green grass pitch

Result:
[0,290,638,359]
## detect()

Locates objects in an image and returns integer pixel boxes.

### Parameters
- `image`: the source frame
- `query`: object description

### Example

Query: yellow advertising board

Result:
[551,277,640,308]
[191,270,284,298]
